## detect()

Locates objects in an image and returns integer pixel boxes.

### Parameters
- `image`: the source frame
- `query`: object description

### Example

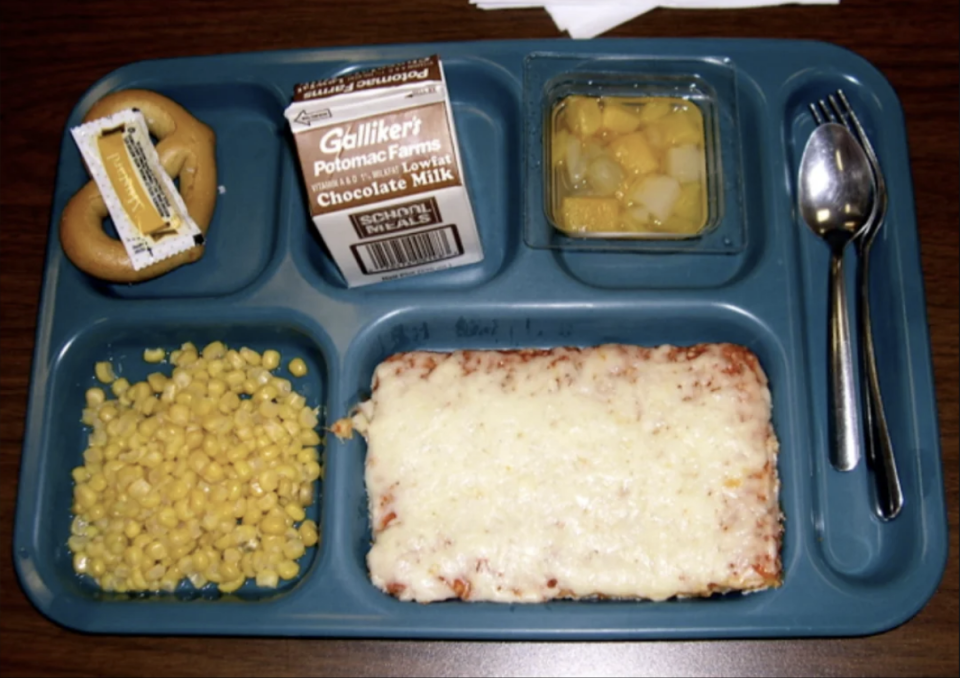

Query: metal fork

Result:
[811,91,904,520]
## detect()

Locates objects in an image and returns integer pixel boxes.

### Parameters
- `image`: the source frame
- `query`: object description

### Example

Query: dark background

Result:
[1,1,957,675]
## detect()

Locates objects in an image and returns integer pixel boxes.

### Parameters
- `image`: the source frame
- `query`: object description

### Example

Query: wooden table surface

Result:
[1,0,957,675]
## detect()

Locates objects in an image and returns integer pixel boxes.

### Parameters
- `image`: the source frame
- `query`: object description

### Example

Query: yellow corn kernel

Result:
[283,539,306,561]
[261,350,281,371]
[223,349,243,371]
[194,397,215,418]
[85,388,107,409]
[256,492,278,512]
[174,349,198,368]
[287,358,308,378]
[72,552,89,574]
[300,521,319,548]
[173,499,194,523]
[160,380,179,403]
[259,399,282,420]
[104,532,127,556]
[136,417,159,439]
[201,341,226,361]
[143,347,165,363]
[219,561,240,582]
[235,524,257,545]
[144,540,167,562]
[298,484,314,507]
[272,378,292,395]
[237,347,260,366]
[67,535,88,554]
[258,468,280,493]
[141,490,162,509]
[75,484,98,509]
[166,403,189,427]
[299,429,321,446]
[187,451,209,476]
[145,372,166,393]
[173,391,194,408]
[303,460,322,482]
[98,404,118,424]
[110,378,130,398]
[277,560,299,580]
[89,558,107,578]
[191,551,210,575]
[232,459,253,482]
[87,503,107,521]
[157,506,179,529]
[218,578,244,594]
[188,488,207,515]
[256,569,279,589]
[95,361,116,384]
[260,513,287,536]
[205,378,226,400]
[284,503,306,523]
[206,358,225,377]
[127,477,151,500]
[298,407,318,431]
[123,520,143,540]
[242,506,263,527]
[140,450,163,469]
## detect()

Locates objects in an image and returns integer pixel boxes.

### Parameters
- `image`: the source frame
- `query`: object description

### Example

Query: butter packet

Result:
[71,109,204,271]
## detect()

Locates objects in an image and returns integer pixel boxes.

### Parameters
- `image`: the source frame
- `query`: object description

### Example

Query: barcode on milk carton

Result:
[350,225,464,274]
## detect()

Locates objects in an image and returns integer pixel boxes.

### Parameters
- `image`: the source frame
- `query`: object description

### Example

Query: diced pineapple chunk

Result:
[564,96,602,139]
[608,131,659,175]
[638,99,673,124]
[672,182,705,225]
[551,128,573,166]
[560,196,621,233]
[601,102,641,134]
[651,105,703,147]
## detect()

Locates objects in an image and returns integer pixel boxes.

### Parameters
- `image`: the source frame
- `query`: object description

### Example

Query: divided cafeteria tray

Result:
[14,38,948,639]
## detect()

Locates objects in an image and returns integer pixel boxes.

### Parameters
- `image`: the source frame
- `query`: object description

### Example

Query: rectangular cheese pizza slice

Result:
[345,344,783,603]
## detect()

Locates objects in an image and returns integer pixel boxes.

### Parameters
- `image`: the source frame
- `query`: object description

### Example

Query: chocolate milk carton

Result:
[285,56,483,287]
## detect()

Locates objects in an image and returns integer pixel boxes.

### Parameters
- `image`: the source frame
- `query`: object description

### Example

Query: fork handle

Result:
[857,253,904,518]
[829,247,862,472]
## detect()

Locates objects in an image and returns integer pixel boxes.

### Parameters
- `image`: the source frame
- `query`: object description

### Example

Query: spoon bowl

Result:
[800,123,874,243]
[798,122,875,472]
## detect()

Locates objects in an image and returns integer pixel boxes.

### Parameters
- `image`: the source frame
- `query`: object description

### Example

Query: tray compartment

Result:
[289,58,522,293]
[543,69,773,291]
[782,70,936,584]
[15,311,333,620]
[56,81,288,300]
[334,300,802,610]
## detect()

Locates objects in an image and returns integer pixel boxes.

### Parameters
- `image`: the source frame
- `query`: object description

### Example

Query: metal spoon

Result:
[798,122,875,472]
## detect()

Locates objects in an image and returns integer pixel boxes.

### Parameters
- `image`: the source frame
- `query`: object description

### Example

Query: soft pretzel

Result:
[60,89,217,283]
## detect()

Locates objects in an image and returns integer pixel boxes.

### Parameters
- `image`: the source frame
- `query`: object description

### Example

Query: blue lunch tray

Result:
[13,38,948,639]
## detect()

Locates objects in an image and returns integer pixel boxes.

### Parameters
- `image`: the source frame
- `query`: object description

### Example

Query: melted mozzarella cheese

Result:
[354,344,782,603]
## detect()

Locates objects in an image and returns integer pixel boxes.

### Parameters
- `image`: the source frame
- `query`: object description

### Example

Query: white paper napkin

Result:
[472,0,839,39]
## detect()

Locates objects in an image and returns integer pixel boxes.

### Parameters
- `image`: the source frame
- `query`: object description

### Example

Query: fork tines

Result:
[810,89,862,130]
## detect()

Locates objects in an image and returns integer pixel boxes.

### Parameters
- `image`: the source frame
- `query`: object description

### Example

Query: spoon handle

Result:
[829,249,861,471]
[857,252,904,518]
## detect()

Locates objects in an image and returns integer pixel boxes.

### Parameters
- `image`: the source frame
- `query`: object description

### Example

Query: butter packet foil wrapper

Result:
[71,110,204,272]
